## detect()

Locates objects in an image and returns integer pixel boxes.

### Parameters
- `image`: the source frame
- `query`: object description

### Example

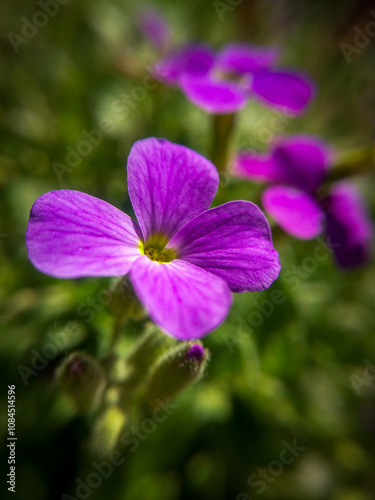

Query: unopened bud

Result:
[56,351,105,412]
[145,342,209,409]
[120,325,174,400]
[126,324,174,371]
[108,276,146,321]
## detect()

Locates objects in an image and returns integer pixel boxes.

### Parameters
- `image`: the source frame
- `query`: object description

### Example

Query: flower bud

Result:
[145,342,209,410]
[56,351,105,412]
[126,324,174,372]
[107,276,146,321]
[120,325,174,399]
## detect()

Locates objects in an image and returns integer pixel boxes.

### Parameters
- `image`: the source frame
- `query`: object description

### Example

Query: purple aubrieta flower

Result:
[26,138,281,340]
[233,135,373,268]
[153,43,315,114]
[138,7,171,51]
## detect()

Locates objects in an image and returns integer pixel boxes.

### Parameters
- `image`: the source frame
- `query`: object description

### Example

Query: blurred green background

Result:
[1,0,375,499]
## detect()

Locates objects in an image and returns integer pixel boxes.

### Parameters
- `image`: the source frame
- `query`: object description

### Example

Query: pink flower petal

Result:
[25,190,142,278]
[262,185,325,239]
[130,256,232,340]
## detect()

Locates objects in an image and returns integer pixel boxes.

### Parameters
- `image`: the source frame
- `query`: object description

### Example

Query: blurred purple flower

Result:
[153,43,315,114]
[26,138,280,340]
[138,7,171,51]
[234,136,373,268]
[324,183,373,268]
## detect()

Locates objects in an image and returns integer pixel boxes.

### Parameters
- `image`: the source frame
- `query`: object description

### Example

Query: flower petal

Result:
[153,44,215,85]
[233,136,330,192]
[271,135,330,193]
[130,256,232,340]
[251,70,315,115]
[25,190,142,278]
[180,74,248,114]
[127,138,219,241]
[217,43,280,75]
[262,185,324,239]
[168,201,281,292]
[233,151,282,183]
[324,183,373,268]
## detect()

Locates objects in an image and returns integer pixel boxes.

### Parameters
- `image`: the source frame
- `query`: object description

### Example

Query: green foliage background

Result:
[1,0,375,499]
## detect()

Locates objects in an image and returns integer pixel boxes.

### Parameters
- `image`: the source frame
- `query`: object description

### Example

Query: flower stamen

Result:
[140,234,177,263]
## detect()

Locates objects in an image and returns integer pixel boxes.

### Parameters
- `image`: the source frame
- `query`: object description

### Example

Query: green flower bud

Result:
[145,342,210,410]
[126,324,174,372]
[56,351,105,412]
[107,276,146,321]
[120,325,174,401]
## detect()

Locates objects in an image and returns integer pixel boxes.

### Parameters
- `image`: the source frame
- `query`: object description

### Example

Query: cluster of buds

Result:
[55,280,210,455]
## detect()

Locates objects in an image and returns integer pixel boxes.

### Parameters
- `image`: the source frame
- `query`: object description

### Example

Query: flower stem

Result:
[211,113,236,173]
[326,143,375,183]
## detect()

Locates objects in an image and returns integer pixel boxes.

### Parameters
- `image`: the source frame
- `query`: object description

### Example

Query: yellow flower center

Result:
[140,234,177,263]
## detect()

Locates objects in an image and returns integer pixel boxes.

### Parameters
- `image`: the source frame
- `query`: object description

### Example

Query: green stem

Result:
[326,143,375,184]
[210,113,236,173]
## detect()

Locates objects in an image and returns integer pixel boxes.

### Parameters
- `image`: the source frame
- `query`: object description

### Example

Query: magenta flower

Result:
[234,135,373,268]
[26,138,280,340]
[138,7,171,51]
[153,43,315,114]
[324,183,373,268]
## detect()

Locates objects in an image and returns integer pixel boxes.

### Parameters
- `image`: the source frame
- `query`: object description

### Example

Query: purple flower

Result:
[153,43,315,114]
[324,183,373,268]
[26,138,280,340]
[234,135,373,268]
[138,7,171,51]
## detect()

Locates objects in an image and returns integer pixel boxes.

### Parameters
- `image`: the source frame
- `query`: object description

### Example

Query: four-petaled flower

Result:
[153,43,315,114]
[233,135,373,268]
[26,138,280,340]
